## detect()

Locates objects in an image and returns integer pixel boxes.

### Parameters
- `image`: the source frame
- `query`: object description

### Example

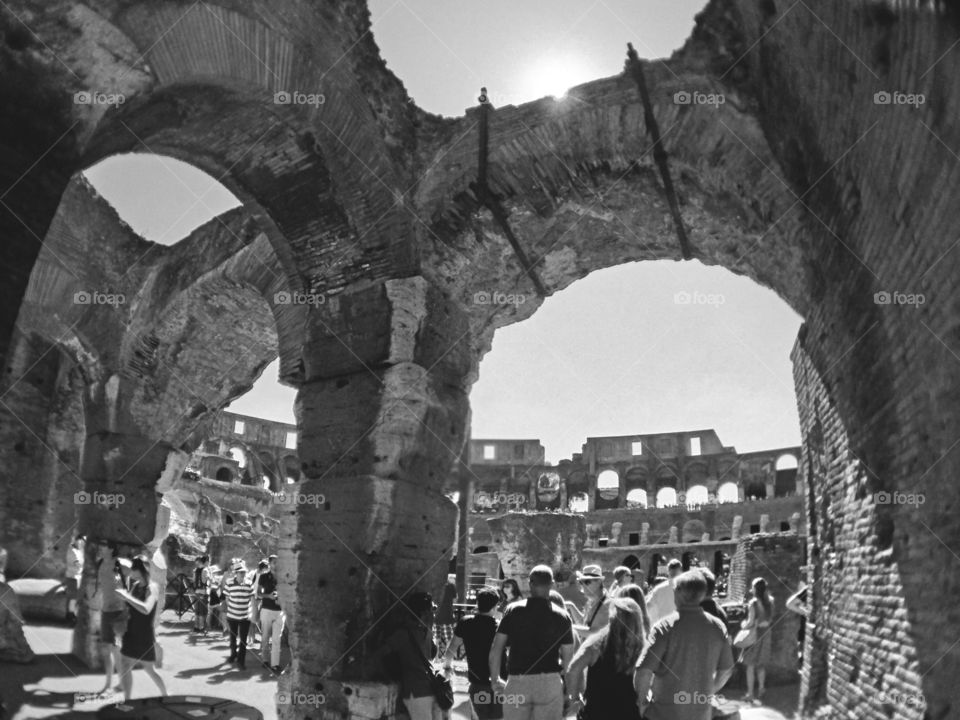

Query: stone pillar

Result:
[765,481,776,500]
[279,277,470,720]
[668,525,678,544]
[618,470,627,508]
[640,523,650,545]
[610,522,623,546]
[732,516,743,540]
[760,514,771,533]
[587,473,597,511]
[486,513,586,593]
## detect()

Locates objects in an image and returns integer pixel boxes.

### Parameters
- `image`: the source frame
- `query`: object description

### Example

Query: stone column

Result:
[640,523,650,545]
[278,277,470,720]
[587,473,597,511]
[486,512,586,593]
[732,515,743,540]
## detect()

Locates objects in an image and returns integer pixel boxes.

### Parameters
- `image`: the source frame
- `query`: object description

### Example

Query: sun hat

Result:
[576,564,605,582]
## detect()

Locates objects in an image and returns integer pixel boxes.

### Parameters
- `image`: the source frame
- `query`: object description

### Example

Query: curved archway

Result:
[717,482,740,504]
[656,487,678,508]
[626,488,648,508]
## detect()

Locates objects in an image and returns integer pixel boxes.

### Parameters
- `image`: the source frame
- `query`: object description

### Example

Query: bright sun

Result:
[520,56,588,101]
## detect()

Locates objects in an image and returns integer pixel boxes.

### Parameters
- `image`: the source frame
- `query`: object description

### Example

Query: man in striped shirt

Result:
[223,559,255,669]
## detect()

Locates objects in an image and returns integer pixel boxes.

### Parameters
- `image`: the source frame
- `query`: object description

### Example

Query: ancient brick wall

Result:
[793,340,928,718]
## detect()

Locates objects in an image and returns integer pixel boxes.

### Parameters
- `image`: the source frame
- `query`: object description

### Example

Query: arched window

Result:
[597,469,619,492]
[216,467,234,483]
[776,453,798,470]
[717,482,739,503]
[682,484,709,506]
[626,488,648,508]
[656,487,677,507]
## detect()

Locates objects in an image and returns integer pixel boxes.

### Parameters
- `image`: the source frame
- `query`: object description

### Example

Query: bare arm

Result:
[635,668,654,712]
[116,582,158,615]
[488,633,508,683]
[565,644,594,699]
[786,587,809,618]
[565,602,585,624]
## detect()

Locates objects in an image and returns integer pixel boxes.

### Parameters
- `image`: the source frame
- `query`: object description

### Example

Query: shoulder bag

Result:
[405,627,454,711]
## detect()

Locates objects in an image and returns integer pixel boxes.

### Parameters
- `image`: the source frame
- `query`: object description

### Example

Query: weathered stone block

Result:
[486,512,585,590]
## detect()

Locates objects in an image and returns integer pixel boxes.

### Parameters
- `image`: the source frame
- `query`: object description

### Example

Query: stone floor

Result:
[1,615,798,719]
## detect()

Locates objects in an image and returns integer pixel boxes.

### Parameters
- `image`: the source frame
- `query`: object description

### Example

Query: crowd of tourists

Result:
[78,537,286,702]
[378,560,776,720]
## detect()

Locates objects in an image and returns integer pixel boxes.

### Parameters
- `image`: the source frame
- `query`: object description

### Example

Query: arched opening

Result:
[656,487,678,508]
[682,484,709,506]
[745,481,767,501]
[622,554,641,571]
[775,452,800,497]
[717,482,740,504]
[596,469,620,509]
[626,488,648,508]
[215,467,234,484]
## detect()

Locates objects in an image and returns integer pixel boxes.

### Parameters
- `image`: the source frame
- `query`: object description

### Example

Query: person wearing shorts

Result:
[94,540,127,695]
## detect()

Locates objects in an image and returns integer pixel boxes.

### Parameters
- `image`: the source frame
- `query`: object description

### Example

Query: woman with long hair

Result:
[741,577,774,703]
[114,555,167,701]
[565,597,645,720]
[614,584,652,639]
[497,578,522,614]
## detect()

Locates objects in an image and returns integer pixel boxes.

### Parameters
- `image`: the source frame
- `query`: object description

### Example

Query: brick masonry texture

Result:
[2,1,960,718]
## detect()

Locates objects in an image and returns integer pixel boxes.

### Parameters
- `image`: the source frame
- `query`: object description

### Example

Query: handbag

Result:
[406,627,454,711]
[733,625,757,649]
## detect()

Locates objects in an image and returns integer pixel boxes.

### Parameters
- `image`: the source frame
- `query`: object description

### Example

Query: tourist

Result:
[382,591,448,720]
[191,555,211,634]
[635,570,734,719]
[65,534,85,623]
[258,554,285,672]
[574,565,611,638]
[565,597,645,720]
[497,579,522,614]
[223,559,255,669]
[698,569,727,624]
[434,574,457,658]
[741,577,775,703]
[489,565,575,720]
[249,559,267,644]
[645,559,682,626]
[115,555,167,701]
[612,565,634,590]
[786,583,810,668]
[613,584,652,639]
[207,564,225,633]
[93,540,127,695]
[444,588,502,719]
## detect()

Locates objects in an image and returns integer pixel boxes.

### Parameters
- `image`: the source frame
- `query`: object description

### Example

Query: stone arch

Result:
[626,488,648,508]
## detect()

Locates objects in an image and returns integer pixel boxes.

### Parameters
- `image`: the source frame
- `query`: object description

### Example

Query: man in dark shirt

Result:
[445,588,501,719]
[489,565,574,720]
[257,555,284,672]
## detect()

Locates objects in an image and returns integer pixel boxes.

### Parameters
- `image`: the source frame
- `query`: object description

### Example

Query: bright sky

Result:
[82,0,803,463]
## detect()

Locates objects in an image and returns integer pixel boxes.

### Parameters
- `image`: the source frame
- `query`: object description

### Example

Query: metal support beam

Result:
[625,44,693,261]
[474,87,547,296]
